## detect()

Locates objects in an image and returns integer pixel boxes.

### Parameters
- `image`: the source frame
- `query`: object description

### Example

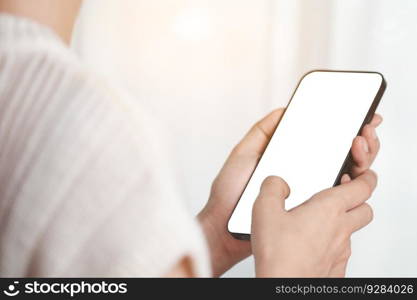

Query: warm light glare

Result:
[172,7,212,41]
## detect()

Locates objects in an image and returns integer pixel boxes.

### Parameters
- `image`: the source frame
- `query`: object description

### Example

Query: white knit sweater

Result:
[0,14,210,277]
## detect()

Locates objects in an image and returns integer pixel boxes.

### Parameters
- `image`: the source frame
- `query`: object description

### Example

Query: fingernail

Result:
[362,138,369,153]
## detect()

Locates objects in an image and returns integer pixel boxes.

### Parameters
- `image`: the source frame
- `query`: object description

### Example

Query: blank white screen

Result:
[228,71,383,235]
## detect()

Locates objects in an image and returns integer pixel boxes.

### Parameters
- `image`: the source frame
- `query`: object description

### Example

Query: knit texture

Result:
[0,14,210,277]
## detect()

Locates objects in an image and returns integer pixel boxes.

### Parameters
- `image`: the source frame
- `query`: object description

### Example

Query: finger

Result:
[351,136,369,171]
[254,176,290,211]
[341,174,351,184]
[361,124,380,156]
[212,108,285,208]
[346,203,374,232]
[369,114,383,127]
[327,170,377,211]
[351,125,380,178]
[233,108,285,158]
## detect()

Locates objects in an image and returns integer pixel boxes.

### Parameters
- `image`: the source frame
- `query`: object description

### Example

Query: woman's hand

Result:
[198,108,382,277]
[252,170,376,277]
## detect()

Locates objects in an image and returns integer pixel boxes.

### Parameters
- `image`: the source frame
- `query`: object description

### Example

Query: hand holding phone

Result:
[228,70,386,239]
[199,70,385,275]
[252,169,377,277]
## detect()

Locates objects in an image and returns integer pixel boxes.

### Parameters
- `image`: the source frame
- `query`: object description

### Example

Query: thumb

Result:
[233,108,285,158]
[254,176,291,212]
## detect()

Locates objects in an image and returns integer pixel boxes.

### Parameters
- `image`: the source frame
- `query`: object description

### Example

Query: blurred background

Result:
[72,0,417,277]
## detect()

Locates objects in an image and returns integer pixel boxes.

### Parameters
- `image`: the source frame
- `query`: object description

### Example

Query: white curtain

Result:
[73,0,417,277]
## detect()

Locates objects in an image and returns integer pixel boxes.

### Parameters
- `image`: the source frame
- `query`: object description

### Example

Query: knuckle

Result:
[358,178,373,199]
[313,189,338,209]
[363,203,374,222]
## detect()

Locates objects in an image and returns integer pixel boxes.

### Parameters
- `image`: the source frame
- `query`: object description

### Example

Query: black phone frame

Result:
[228,69,387,241]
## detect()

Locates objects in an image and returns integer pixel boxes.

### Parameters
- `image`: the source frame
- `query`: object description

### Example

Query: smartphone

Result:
[227,70,386,240]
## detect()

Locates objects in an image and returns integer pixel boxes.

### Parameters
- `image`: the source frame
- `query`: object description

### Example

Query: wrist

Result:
[197,209,236,277]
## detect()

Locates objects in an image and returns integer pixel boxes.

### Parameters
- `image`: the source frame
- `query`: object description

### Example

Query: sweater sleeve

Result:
[0,14,210,277]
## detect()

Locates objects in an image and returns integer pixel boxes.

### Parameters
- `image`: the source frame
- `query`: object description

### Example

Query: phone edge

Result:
[227,70,387,241]
[332,72,387,186]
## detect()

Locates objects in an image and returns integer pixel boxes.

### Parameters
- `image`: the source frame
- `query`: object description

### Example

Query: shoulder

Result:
[0,14,210,277]
[0,13,152,164]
